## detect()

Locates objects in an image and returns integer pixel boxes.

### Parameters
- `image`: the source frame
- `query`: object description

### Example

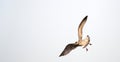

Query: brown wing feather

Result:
[59,43,79,57]
[78,16,88,40]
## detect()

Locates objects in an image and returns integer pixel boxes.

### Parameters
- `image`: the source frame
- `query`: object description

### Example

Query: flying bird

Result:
[59,16,92,57]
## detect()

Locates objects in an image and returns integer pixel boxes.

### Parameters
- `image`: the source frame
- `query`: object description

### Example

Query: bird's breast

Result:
[79,40,89,47]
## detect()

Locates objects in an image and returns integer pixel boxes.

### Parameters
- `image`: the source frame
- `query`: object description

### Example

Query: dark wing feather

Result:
[59,43,79,57]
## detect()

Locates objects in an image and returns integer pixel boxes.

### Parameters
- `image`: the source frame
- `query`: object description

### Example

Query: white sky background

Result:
[0,0,120,62]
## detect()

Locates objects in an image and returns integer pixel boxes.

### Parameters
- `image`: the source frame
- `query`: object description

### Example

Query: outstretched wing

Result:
[59,43,79,57]
[78,16,88,40]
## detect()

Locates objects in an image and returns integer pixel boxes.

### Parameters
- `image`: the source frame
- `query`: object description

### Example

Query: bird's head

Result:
[87,35,89,37]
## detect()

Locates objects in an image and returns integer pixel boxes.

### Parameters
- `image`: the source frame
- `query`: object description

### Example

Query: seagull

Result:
[59,16,92,57]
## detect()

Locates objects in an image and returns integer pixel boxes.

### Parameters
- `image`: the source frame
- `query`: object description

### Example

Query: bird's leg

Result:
[86,48,88,51]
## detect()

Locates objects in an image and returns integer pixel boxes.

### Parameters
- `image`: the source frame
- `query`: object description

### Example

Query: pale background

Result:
[0,0,120,62]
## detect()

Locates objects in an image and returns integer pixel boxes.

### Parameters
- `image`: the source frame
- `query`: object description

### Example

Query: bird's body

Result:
[77,35,90,48]
[59,16,92,57]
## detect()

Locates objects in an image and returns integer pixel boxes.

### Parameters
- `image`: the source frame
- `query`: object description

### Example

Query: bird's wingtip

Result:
[59,55,61,57]
[82,15,88,21]
[85,15,88,19]
[59,52,66,57]
[59,54,63,57]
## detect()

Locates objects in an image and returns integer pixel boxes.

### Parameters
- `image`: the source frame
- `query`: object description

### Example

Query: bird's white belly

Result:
[78,38,90,48]
[80,41,89,46]
[79,35,90,47]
